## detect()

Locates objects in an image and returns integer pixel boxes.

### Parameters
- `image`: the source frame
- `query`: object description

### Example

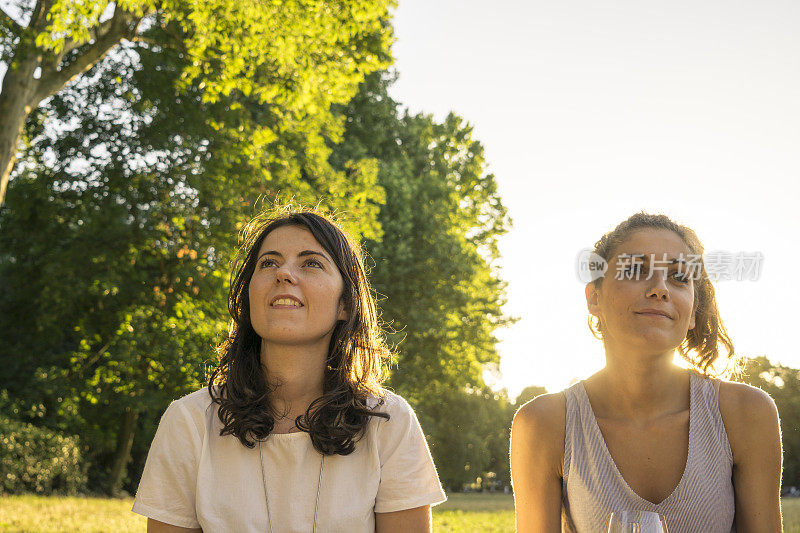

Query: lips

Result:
[635,308,672,319]
[269,295,303,307]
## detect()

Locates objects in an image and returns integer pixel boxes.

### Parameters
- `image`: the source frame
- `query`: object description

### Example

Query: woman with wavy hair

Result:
[133,211,446,532]
[510,213,783,532]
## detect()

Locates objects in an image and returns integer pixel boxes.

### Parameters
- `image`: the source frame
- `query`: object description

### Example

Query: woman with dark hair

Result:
[510,213,783,532]
[132,211,446,532]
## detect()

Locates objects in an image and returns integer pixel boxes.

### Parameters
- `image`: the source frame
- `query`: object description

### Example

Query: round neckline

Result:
[265,430,311,439]
[576,370,695,508]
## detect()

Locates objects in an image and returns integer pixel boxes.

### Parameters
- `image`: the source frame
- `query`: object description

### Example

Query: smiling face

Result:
[248,225,348,347]
[586,228,697,356]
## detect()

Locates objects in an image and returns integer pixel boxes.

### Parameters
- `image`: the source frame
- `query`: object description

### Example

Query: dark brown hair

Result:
[207,210,390,455]
[588,212,742,379]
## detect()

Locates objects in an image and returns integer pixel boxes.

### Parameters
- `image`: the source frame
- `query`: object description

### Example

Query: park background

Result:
[1,0,799,530]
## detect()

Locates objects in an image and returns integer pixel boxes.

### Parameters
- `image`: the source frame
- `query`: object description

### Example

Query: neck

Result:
[587,343,689,423]
[260,340,328,418]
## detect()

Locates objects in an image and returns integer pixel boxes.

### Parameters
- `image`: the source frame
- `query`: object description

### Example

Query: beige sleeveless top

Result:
[561,370,735,532]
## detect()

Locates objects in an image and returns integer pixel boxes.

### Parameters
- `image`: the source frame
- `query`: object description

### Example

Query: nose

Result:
[274,264,297,285]
[645,272,669,301]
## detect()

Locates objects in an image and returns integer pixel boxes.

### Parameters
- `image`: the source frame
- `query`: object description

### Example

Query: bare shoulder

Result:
[512,392,567,476]
[718,380,778,422]
[511,392,567,530]
[717,380,780,464]
[514,391,567,431]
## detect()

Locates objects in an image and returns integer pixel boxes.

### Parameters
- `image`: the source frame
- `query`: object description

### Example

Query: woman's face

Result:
[248,225,348,347]
[586,228,697,355]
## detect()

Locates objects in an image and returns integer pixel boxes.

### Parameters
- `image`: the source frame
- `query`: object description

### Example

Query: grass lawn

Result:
[434,493,515,532]
[0,494,145,532]
[0,493,797,531]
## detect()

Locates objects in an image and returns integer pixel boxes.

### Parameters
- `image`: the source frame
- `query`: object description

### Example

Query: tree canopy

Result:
[330,71,515,488]
[0,0,393,207]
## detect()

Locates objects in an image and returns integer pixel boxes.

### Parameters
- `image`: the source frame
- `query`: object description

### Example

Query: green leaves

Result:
[173,0,393,116]
[35,0,113,53]
[0,415,87,495]
[330,71,515,488]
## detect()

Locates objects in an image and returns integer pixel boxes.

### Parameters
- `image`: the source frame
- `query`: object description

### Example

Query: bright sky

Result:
[388,0,800,398]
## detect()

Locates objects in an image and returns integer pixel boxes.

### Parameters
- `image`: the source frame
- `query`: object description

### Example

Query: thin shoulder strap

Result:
[562,386,578,485]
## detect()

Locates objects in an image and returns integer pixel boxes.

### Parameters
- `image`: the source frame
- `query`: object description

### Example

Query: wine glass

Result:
[607,510,669,533]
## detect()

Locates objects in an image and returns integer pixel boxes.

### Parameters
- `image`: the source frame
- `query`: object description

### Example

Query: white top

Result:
[132,388,447,532]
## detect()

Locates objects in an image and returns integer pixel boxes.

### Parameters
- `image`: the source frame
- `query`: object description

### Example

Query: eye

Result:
[304,258,324,268]
[259,257,277,268]
[672,271,690,284]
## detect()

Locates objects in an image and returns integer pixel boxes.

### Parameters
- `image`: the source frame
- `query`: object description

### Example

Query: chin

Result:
[632,332,681,352]
[261,330,330,346]
[260,332,307,344]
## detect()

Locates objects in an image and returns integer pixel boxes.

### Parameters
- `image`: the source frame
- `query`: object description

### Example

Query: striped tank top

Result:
[561,370,735,532]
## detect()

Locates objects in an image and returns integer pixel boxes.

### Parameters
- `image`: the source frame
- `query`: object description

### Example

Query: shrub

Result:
[0,415,87,495]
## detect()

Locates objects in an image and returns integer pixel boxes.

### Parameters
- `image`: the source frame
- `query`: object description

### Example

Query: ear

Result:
[585,282,601,318]
[688,305,696,331]
[337,297,349,322]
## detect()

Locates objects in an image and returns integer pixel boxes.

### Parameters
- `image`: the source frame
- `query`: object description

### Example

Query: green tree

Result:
[415,385,513,491]
[514,385,549,410]
[0,16,388,494]
[331,71,514,488]
[0,0,393,207]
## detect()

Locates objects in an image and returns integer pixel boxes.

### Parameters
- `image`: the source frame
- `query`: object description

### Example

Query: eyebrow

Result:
[621,254,689,266]
[257,250,332,263]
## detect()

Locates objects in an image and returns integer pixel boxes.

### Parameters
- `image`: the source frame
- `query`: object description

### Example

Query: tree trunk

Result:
[108,407,139,496]
[0,4,143,209]
[0,43,42,207]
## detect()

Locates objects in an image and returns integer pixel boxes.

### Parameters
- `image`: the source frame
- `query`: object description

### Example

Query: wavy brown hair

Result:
[207,210,391,455]
[588,212,743,379]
